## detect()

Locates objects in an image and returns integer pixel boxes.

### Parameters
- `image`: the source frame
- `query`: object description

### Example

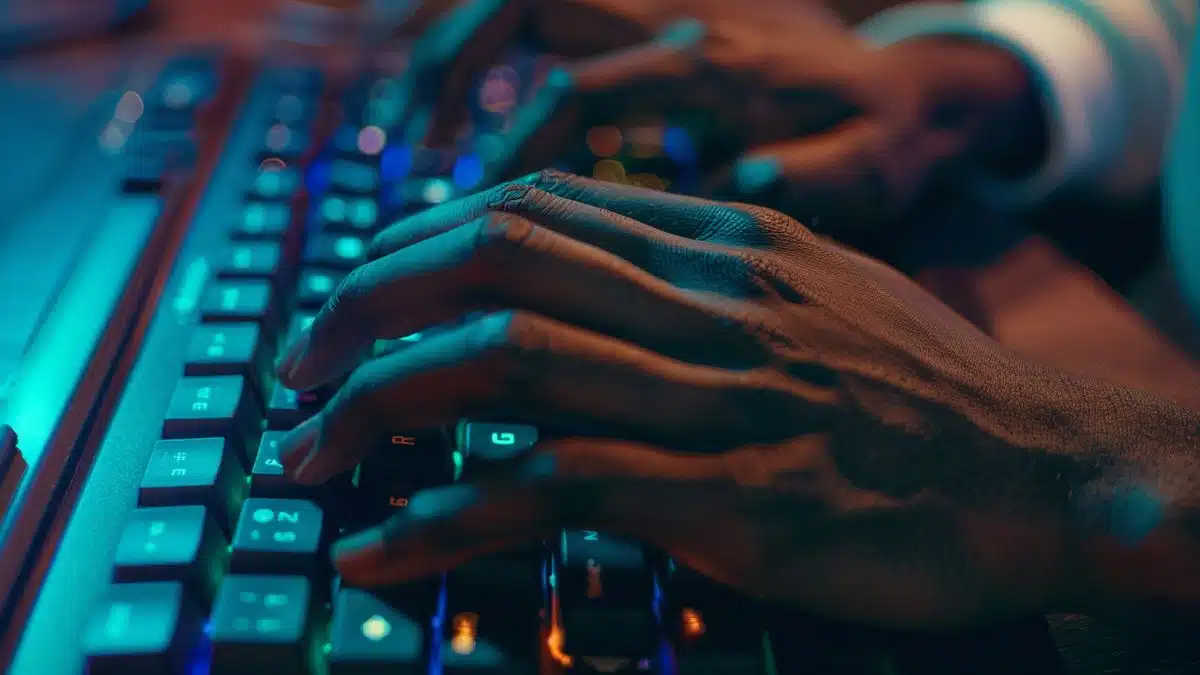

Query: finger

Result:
[396,0,529,147]
[367,0,457,44]
[370,179,746,279]
[278,310,826,485]
[706,121,961,229]
[332,438,726,586]
[278,210,766,390]
[477,22,705,186]
[371,170,761,257]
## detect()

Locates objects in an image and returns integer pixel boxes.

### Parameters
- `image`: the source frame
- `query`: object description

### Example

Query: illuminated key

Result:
[199,279,276,326]
[230,498,326,577]
[439,607,538,675]
[304,233,369,270]
[552,530,658,664]
[351,432,452,525]
[663,562,769,675]
[211,575,316,673]
[84,582,204,675]
[328,587,428,674]
[161,376,258,447]
[457,421,538,461]
[138,437,244,531]
[111,505,228,610]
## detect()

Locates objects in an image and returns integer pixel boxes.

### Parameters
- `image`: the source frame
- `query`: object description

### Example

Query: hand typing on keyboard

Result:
[383,0,1043,229]
[272,170,1200,629]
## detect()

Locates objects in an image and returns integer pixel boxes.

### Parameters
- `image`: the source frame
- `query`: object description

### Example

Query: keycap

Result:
[217,241,282,280]
[304,233,369,270]
[664,563,769,675]
[247,166,300,201]
[267,66,324,96]
[233,202,292,240]
[199,279,276,325]
[286,312,316,344]
[295,268,344,309]
[184,324,267,384]
[231,498,325,576]
[328,159,381,195]
[353,432,452,524]
[269,92,316,125]
[84,582,204,675]
[441,554,544,674]
[267,382,316,430]
[316,194,379,234]
[210,575,316,673]
[388,177,456,212]
[458,422,538,461]
[328,587,428,674]
[111,505,228,609]
[161,376,258,447]
[260,122,311,159]
[553,530,658,661]
[440,607,540,675]
[330,124,383,159]
[251,431,310,498]
[138,437,245,529]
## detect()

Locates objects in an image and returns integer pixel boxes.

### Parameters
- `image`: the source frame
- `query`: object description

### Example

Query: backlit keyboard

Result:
[3,49,1069,675]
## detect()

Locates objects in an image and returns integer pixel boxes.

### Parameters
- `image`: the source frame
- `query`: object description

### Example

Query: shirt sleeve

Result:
[858,0,1197,209]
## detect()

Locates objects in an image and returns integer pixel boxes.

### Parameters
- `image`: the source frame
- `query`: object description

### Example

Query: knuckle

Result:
[465,309,548,402]
[523,168,576,194]
[730,203,815,244]
[470,211,537,263]
[327,360,387,424]
[484,177,563,213]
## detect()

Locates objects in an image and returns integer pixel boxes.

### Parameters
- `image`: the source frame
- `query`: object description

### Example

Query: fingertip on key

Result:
[275,327,312,385]
[278,413,322,478]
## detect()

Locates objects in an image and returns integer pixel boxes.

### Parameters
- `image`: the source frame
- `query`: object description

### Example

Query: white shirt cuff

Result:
[859,1,1123,209]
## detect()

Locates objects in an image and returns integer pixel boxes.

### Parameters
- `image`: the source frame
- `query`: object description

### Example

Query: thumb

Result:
[706,121,954,231]
[333,439,723,586]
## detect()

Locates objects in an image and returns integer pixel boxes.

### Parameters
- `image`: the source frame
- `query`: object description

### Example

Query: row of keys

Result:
[121,54,221,194]
[87,61,783,675]
[86,66,334,675]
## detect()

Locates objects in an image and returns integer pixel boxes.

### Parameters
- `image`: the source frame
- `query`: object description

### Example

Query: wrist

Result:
[1018,368,1200,615]
[954,359,1200,617]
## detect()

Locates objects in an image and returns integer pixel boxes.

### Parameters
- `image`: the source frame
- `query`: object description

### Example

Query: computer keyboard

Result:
[3,48,1069,675]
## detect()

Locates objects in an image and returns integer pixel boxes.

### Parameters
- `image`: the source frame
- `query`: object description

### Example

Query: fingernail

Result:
[733,156,781,194]
[657,18,706,47]
[278,414,322,480]
[275,327,311,383]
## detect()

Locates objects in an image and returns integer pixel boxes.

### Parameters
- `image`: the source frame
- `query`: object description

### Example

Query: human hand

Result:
[385,0,1043,229]
[274,170,1083,628]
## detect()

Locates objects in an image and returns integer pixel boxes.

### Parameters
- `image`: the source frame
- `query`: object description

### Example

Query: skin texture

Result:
[381,0,1044,230]
[274,171,1200,628]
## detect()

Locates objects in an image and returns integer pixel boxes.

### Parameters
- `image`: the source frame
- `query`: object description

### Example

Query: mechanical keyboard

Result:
[1,48,1069,675]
